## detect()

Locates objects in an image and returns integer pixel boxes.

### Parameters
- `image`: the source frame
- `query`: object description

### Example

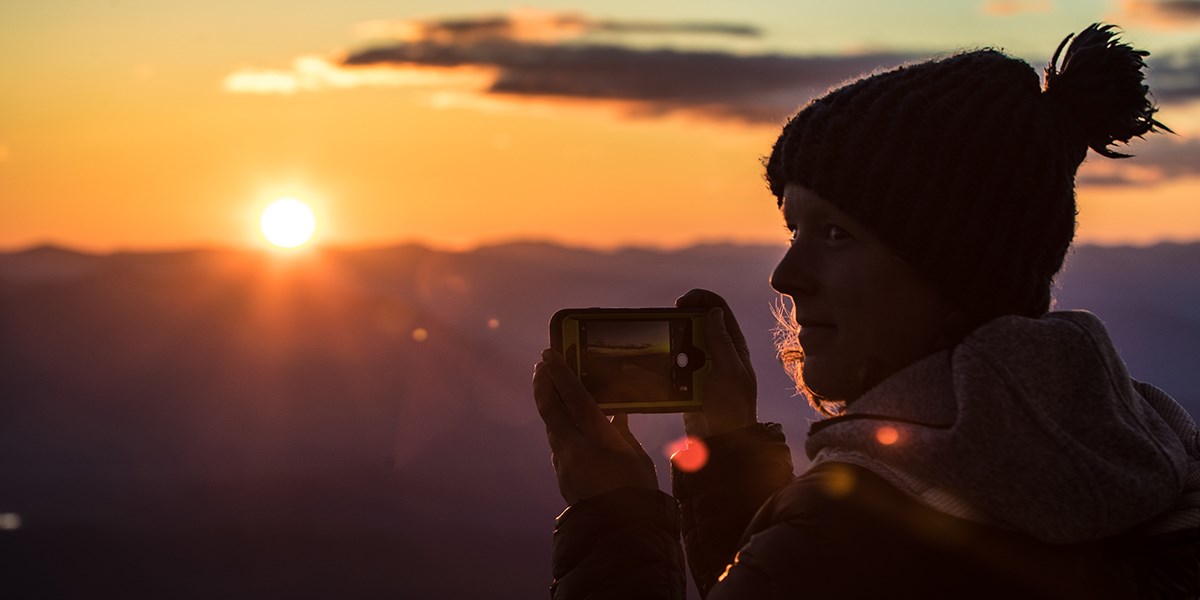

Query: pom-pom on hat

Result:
[766,23,1169,324]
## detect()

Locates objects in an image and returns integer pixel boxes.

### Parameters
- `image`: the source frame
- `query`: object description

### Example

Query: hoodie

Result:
[806,310,1200,544]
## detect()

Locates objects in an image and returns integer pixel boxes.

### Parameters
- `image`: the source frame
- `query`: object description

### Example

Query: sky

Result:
[3,0,1200,252]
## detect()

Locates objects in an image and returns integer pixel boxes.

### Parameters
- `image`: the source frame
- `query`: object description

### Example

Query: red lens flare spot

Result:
[665,436,709,473]
[875,426,900,446]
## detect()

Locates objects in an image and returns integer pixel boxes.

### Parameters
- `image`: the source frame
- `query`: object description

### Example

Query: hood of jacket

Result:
[805,310,1200,544]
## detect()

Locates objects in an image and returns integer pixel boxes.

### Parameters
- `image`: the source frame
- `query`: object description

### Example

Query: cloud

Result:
[1147,47,1200,102]
[223,11,912,123]
[1109,0,1200,30]
[222,55,497,95]
[981,0,1054,16]
[351,9,760,44]
[1077,136,1200,186]
[339,40,917,123]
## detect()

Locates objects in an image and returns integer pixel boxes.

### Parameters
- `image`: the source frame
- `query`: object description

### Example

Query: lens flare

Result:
[819,463,857,498]
[875,426,900,446]
[0,513,21,531]
[665,436,709,472]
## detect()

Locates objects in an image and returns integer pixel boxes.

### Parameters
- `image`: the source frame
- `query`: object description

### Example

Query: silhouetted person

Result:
[533,24,1200,598]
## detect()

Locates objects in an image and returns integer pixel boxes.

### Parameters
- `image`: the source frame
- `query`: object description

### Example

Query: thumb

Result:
[708,308,743,372]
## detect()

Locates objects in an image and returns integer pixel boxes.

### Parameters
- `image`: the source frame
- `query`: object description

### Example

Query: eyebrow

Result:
[782,196,832,223]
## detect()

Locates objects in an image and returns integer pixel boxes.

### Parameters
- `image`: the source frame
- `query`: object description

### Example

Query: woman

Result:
[533,24,1200,598]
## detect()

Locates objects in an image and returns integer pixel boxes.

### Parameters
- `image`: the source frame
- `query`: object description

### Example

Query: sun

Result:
[260,198,316,248]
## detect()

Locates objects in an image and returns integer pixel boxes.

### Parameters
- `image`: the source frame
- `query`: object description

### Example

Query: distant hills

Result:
[1,241,1197,598]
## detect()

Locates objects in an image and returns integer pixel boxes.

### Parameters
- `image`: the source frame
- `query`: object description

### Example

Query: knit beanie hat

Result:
[765,23,1168,323]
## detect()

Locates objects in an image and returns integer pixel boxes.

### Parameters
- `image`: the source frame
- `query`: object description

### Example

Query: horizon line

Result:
[3,236,1200,257]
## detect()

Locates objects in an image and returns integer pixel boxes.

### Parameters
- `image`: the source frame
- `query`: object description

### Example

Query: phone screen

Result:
[580,319,674,405]
[550,307,706,413]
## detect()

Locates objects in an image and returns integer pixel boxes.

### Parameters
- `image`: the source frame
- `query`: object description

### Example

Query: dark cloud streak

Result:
[1077,137,1200,186]
[388,12,761,44]
[337,10,915,123]
[1156,0,1200,17]
[1148,48,1200,102]
[343,41,918,123]
[589,20,761,37]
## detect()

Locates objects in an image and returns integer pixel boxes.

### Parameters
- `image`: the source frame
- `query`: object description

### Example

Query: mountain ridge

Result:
[2,240,1197,598]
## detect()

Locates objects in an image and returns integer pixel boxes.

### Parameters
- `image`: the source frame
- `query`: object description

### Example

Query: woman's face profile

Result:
[770,183,958,404]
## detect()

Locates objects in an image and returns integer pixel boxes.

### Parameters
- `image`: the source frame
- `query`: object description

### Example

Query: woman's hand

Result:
[533,349,659,505]
[675,289,758,438]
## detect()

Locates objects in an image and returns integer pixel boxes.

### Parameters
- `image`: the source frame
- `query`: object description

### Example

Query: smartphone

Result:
[549,308,710,413]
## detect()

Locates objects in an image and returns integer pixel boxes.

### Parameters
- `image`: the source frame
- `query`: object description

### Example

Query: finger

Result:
[677,289,751,364]
[542,349,621,443]
[611,413,631,444]
[708,307,750,375]
[533,358,583,445]
[706,307,755,407]
[682,411,710,439]
[611,413,651,460]
[545,428,567,455]
[675,288,719,309]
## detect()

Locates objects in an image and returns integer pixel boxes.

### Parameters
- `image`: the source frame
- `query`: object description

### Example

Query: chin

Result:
[800,363,856,406]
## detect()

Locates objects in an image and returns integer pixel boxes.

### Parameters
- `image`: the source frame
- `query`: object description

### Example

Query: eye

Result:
[824,223,854,244]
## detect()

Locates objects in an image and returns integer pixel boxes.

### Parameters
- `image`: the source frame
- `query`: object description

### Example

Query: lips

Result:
[797,323,837,353]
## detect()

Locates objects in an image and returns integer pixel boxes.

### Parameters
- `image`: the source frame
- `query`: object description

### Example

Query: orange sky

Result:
[2,2,1199,252]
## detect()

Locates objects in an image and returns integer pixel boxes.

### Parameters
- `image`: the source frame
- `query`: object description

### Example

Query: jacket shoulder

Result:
[710,462,1136,599]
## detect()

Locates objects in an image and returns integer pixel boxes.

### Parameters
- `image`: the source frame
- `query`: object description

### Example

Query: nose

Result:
[770,243,815,297]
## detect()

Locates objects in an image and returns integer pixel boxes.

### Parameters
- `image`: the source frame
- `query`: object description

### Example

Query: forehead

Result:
[781,184,837,219]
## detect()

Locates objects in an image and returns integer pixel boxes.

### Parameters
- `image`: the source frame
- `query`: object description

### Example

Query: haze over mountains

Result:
[2,241,1198,598]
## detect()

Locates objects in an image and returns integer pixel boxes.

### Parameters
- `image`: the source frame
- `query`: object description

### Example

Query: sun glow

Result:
[260,198,316,248]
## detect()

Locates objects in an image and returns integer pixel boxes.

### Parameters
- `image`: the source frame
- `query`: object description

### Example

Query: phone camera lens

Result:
[675,353,689,368]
